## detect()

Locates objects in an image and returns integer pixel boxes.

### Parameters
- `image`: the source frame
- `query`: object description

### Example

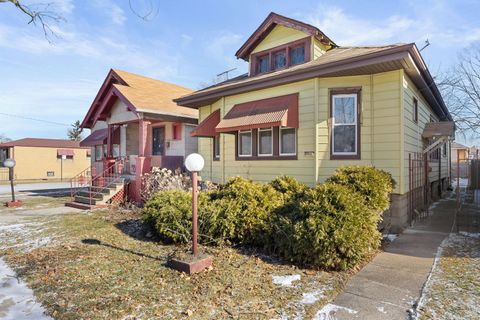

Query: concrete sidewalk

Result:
[323,197,455,320]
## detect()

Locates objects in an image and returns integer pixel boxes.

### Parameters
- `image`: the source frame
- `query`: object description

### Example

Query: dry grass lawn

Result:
[1,209,354,319]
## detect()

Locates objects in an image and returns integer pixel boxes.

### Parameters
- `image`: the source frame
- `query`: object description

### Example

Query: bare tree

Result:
[0,0,65,41]
[438,46,480,140]
[0,133,11,143]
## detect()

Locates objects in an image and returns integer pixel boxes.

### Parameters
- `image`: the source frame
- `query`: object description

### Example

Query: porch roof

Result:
[422,121,455,139]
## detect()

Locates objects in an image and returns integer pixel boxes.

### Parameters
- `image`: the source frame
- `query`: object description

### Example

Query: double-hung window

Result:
[280,127,296,155]
[95,145,103,161]
[258,127,273,156]
[238,130,252,157]
[331,92,359,158]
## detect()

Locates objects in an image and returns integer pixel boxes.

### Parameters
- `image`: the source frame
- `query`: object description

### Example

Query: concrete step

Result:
[77,191,104,199]
[74,196,100,205]
[65,201,107,210]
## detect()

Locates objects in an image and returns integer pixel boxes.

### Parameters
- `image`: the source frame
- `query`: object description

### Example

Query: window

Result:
[213,135,220,160]
[413,98,418,123]
[443,143,447,157]
[331,91,359,158]
[258,127,273,156]
[273,51,286,70]
[172,124,182,140]
[152,127,165,156]
[95,145,103,161]
[280,127,296,155]
[112,144,120,158]
[290,45,305,65]
[238,130,252,157]
[257,55,269,74]
[250,38,311,75]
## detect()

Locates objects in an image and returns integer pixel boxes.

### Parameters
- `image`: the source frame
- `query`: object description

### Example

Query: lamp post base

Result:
[167,253,213,275]
[5,200,23,208]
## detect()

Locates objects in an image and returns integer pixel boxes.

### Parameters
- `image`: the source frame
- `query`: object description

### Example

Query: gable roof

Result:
[0,138,87,149]
[81,69,197,129]
[452,142,469,149]
[175,43,453,122]
[235,12,337,61]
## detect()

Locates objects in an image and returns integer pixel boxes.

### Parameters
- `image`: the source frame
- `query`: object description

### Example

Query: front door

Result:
[152,127,165,156]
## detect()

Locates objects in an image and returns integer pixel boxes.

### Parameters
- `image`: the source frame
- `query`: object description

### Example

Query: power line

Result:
[0,112,70,127]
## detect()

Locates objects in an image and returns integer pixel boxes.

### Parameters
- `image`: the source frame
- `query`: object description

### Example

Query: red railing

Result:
[70,160,125,205]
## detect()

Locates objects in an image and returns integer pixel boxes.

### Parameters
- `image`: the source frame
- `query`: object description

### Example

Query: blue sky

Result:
[1,0,479,144]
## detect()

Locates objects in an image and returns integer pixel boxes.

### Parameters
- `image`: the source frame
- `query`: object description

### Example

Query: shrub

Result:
[143,190,212,244]
[207,177,283,245]
[141,168,191,201]
[269,175,308,202]
[274,182,382,270]
[326,166,395,213]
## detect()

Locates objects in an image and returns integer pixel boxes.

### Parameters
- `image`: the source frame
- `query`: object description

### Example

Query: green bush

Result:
[207,177,282,245]
[326,166,395,213]
[143,190,212,244]
[143,168,394,271]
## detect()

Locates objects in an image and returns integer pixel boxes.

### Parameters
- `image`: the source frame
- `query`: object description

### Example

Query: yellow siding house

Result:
[175,12,455,231]
[0,138,90,181]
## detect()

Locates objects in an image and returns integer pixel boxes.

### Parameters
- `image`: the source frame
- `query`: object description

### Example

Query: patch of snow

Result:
[383,234,398,242]
[314,303,357,319]
[272,274,301,287]
[0,258,51,319]
[451,178,469,190]
[459,231,480,238]
[300,290,326,305]
[376,306,387,314]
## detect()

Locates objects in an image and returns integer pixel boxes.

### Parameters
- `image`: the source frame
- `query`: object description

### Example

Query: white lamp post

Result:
[3,159,18,205]
[184,153,204,256]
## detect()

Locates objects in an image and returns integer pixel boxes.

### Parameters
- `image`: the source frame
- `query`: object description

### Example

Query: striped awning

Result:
[57,149,74,156]
[215,93,299,133]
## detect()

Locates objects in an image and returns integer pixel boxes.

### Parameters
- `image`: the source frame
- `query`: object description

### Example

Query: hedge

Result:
[143,167,394,270]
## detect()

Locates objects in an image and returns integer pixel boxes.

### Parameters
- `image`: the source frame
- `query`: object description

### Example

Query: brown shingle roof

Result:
[112,69,198,119]
[177,44,406,101]
[0,138,88,149]
[422,121,455,138]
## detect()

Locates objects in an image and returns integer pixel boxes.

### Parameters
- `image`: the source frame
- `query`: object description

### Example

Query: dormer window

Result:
[257,55,270,74]
[290,45,305,65]
[273,51,287,69]
[250,37,311,76]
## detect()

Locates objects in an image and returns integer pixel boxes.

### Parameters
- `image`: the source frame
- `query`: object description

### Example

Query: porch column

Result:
[106,124,112,157]
[134,119,151,204]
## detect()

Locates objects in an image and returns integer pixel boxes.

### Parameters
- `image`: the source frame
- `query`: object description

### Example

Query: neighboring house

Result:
[71,69,198,207]
[0,138,90,181]
[451,142,469,163]
[175,12,455,231]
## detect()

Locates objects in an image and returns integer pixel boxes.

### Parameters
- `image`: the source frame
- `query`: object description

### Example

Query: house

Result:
[69,69,198,208]
[175,12,455,231]
[0,138,90,181]
[451,142,470,179]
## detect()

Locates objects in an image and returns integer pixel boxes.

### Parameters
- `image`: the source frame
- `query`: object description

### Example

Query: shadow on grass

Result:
[81,238,172,263]
[113,219,159,243]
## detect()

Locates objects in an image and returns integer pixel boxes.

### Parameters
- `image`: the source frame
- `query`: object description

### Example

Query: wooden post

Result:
[107,124,112,157]
[192,171,198,257]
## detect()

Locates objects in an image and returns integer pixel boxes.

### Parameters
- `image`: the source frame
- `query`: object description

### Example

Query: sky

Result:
[0,0,479,145]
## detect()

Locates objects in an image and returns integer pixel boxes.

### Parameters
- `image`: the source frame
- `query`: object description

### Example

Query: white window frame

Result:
[257,127,273,156]
[331,93,358,156]
[279,127,297,156]
[238,130,252,157]
[213,135,220,159]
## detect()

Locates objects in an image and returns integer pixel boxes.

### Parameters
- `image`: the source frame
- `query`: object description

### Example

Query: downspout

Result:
[314,77,319,184]
[370,74,374,165]
[221,97,226,184]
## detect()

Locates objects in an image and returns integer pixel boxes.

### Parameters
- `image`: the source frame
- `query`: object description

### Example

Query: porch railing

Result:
[70,166,93,199]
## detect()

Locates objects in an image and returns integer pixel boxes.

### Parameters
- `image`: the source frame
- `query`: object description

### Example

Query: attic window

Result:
[290,45,305,65]
[250,37,311,76]
[257,55,270,74]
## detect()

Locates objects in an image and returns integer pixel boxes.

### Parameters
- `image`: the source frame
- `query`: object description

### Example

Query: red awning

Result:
[80,127,120,147]
[80,128,108,147]
[191,109,221,137]
[215,93,299,133]
[57,149,74,156]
